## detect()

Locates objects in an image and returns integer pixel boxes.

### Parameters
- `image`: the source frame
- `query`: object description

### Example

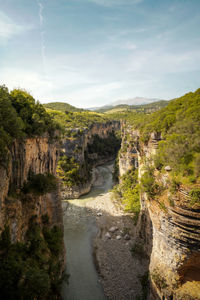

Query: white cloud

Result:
[0,68,53,99]
[88,0,143,7]
[0,11,24,39]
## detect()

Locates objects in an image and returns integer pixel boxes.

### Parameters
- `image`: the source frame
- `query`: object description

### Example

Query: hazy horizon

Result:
[0,0,200,107]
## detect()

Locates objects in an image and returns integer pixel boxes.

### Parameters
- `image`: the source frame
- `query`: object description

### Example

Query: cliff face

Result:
[61,121,120,198]
[119,127,200,300]
[0,137,62,241]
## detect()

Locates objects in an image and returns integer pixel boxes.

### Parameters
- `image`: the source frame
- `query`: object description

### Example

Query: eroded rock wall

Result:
[0,137,62,241]
[119,126,200,299]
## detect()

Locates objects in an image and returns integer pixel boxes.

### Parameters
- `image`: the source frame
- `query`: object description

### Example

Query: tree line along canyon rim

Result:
[0,85,200,299]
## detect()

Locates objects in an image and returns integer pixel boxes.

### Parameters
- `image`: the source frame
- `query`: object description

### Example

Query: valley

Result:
[0,85,199,299]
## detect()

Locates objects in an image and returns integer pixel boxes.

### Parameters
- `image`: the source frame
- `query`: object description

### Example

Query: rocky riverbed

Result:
[62,162,149,300]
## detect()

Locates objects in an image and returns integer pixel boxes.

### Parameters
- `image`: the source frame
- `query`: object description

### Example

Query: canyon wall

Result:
[118,125,200,300]
[61,121,120,199]
[0,136,62,241]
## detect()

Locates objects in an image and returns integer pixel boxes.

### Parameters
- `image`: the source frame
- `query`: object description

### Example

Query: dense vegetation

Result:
[0,85,59,166]
[57,132,121,187]
[45,108,110,137]
[43,101,84,113]
[0,217,64,299]
[120,89,200,191]
[112,169,140,224]
[57,155,91,187]
[22,173,57,195]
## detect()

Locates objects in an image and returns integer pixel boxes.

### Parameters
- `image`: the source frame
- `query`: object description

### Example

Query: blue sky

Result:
[0,0,200,107]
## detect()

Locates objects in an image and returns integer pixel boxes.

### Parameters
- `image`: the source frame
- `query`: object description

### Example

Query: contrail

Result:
[37,1,44,25]
[36,0,54,100]
[36,0,46,74]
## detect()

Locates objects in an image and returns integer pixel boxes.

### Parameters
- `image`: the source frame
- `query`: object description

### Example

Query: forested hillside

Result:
[135,89,200,188]
[43,102,84,113]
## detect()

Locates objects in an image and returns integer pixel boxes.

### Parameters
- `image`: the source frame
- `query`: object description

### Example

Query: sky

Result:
[0,0,200,108]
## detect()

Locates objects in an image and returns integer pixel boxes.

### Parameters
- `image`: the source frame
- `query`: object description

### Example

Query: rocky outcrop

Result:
[0,137,62,241]
[118,126,200,299]
[119,123,139,177]
[61,121,120,199]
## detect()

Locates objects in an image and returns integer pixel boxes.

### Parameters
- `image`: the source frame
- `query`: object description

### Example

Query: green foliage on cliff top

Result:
[135,88,200,141]
[125,88,200,185]
[45,108,110,134]
[0,85,60,166]
[43,101,84,113]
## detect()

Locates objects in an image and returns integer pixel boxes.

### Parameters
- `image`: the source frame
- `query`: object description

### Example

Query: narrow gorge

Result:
[0,86,199,299]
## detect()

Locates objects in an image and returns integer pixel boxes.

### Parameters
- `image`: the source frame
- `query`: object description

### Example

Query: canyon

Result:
[0,88,199,299]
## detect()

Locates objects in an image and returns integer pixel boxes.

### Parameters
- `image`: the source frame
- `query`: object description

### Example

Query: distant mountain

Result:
[94,100,169,114]
[110,97,163,106]
[43,102,84,113]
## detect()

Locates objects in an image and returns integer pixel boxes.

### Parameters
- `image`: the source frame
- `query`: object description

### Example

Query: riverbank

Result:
[62,162,149,300]
[85,164,149,299]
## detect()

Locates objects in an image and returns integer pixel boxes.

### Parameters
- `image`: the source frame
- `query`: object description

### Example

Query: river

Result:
[61,162,114,300]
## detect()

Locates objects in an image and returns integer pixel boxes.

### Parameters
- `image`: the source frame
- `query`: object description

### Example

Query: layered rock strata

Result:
[118,126,200,299]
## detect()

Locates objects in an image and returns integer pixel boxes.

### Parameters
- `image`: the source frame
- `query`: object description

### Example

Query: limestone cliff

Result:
[61,121,120,199]
[0,137,62,241]
[118,126,200,300]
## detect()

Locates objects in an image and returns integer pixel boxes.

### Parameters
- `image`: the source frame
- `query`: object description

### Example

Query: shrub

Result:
[57,155,91,187]
[112,169,141,223]
[189,188,200,205]
[43,225,63,256]
[23,173,57,195]
[140,171,156,197]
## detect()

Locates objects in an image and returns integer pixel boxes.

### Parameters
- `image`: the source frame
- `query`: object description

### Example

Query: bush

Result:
[57,155,91,187]
[43,226,63,256]
[140,171,156,197]
[112,169,141,223]
[189,188,200,205]
[23,173,57,195]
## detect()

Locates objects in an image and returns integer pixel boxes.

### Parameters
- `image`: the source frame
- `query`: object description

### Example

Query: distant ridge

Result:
[43,102,84,113]
[98,100,169,113]
[110,97,163,106]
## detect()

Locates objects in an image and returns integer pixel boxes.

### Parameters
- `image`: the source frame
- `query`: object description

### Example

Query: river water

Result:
[61,162,114,300]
